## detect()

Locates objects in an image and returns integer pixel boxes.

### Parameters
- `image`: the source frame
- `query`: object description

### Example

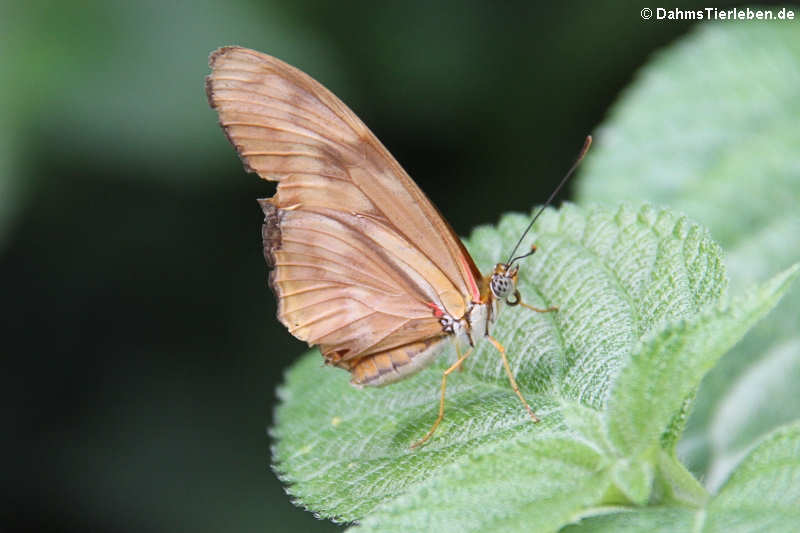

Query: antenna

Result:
[505,135,592,266]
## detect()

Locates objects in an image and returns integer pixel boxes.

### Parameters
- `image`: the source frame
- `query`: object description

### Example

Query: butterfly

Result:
[206,46,590,448]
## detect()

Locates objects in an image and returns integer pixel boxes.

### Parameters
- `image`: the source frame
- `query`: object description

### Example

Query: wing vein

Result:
[275,256,401,295]
[211,93,343,134]
[210,82,340,127]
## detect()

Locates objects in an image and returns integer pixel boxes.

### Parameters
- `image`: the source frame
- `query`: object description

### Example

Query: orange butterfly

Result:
[206,47,589,448]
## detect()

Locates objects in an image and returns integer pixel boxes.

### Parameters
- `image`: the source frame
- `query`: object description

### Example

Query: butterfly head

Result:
[490,242,541,303]
[489,262,519,301]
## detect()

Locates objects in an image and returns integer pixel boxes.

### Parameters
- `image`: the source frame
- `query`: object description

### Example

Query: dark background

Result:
[1,1,759,531]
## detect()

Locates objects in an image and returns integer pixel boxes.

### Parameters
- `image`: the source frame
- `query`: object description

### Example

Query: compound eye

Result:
[491,274,512,298]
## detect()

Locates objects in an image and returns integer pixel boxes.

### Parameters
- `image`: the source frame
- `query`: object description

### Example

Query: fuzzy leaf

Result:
[564,419,800,533]
[606,264,799,457]
[563,507,695,533]
[574,15,800,483]
[704,419,800,532]
[272,203,727,524]
[353,436,611,533]
[347,258,797,531]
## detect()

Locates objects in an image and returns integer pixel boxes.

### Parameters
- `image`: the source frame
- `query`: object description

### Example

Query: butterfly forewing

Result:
[207,47,482,383]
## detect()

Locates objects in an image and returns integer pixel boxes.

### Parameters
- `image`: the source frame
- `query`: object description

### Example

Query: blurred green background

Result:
[1,1,767,531]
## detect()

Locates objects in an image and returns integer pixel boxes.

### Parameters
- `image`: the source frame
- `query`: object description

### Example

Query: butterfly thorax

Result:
[443,262,519,350]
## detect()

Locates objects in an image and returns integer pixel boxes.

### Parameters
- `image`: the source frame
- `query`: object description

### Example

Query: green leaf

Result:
[704,419,800,532]
[608,457,653,507]
[562,507,695,533]
[564,419,800,533]
[469,203,728,407]
[272,203,727,524]
[353,436,611,533]
[574,16,800,482]
[559,401,613,455]
[606,264,800,457]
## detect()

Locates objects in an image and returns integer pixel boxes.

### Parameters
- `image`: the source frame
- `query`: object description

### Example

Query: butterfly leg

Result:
[510,289,558,313]
[410,346,474,449]
[520,301,559,313]
[487,335,540,423]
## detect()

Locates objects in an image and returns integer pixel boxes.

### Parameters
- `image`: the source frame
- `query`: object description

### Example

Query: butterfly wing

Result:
[206,46,481,384]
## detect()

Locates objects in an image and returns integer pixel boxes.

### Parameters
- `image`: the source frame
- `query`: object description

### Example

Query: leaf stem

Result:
[656,449,709,508]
